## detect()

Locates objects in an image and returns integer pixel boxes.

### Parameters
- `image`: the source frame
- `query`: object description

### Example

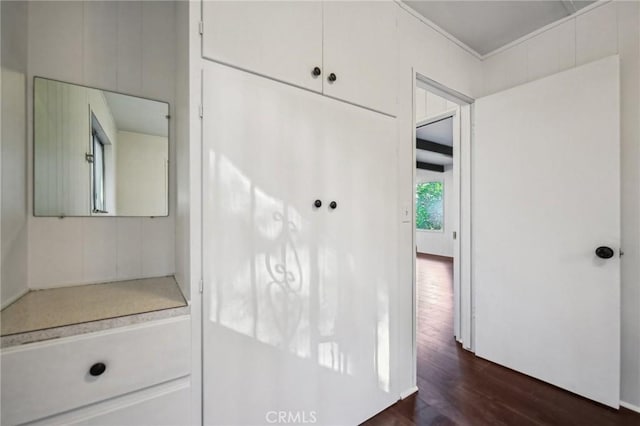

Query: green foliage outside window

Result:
[416,181,443,230]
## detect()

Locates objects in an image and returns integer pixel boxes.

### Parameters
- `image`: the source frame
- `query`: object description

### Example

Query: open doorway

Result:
[414,83,460,347]
[411,73,475,391]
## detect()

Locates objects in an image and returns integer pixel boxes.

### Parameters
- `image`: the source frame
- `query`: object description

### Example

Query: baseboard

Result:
[400,386,419,400]
[620,401,640,413]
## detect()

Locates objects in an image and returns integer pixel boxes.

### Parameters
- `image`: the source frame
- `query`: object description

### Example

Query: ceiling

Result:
[104,92,169,138]
[404,1,595,56]
[417,117,453,147]
[416,116,453,167]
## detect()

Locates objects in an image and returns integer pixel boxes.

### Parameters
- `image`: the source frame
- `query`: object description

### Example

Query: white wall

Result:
[174,0,191,300]
[116,131,168,216]
[1,0,29,308]
[416,167,454,257]
[26,1,177,289]
[480,0,640,408]
[415,87,457,123]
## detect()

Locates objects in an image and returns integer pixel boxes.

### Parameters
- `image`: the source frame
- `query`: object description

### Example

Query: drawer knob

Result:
[89,362,107,377]
[328,73,337,82]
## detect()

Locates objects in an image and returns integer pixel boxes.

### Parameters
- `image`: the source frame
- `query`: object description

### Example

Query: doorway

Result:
[412,74,473,372]
[414,87,459,351]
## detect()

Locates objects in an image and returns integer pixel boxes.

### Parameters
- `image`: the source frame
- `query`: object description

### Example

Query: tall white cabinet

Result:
[202,1,398,116]
[202,58,398,425]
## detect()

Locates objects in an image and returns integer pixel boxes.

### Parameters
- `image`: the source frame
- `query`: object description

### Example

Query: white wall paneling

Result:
[83,1,118,90]
[174,0,191,299]
[482,42,528,95]
[415,87,457,123]
[575,2,618,66]
[1,0,29,308]
[481,0,640,408]
[526,19,575,81]
[26,1,178,290]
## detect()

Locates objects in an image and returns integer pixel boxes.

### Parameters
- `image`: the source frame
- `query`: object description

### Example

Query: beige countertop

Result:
[1,276,189,348]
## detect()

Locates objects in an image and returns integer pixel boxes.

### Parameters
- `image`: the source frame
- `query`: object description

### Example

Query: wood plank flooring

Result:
[363,254,640,426]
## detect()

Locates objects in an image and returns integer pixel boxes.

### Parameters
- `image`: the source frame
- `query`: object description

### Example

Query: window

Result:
[416,181,443,231]
[92,130,106,213]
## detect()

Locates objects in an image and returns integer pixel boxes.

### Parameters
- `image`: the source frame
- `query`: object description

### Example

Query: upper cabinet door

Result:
[202,1,323,92]
[322,1,398,116]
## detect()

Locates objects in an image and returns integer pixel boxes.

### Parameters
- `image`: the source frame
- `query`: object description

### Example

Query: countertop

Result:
[1,276,189,348]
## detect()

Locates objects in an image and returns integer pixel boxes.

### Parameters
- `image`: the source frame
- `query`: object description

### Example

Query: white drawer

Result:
[25,377,191,426]
[1,316,190,426]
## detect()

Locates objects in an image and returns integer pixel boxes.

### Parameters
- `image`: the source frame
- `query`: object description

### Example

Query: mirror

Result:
[33,77,169,217]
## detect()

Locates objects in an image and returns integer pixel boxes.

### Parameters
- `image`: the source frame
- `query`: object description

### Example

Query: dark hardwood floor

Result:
[364,253,640,426]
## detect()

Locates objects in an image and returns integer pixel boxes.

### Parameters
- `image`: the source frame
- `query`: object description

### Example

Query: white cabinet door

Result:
[474,55,620,407]
[202,1,323,92]
[202,61,397,426]
[322,1,398,116]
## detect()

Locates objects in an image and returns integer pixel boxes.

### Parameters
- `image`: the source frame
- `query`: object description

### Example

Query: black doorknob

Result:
[329,201,337,210]
[89,362,107,377]
[314,200,322,208]
[312,66,322,77]
[595,246,614,259]
[328,73,337,82]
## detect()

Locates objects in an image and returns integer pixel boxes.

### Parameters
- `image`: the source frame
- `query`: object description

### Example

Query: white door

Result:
[322,0,398,116]
[202,61,397,425]
[202,1,323,92]
[474,55,620,407]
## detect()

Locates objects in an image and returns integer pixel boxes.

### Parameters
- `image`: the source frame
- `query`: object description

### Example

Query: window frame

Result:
[90,114,108,214]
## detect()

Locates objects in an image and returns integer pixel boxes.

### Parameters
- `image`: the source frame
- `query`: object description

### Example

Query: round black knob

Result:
[314,200,322,208]
[595,246,614,259]
[89,362,107,377]
[329,201,337,210]
[312,66,322,77]
[328,73,337,82]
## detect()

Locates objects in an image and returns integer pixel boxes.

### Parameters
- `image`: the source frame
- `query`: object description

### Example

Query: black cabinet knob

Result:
[328,73,337,82]
[314,200,322,208]
[89,362,107,377]
[595,246,614,259]
[312,66,322,77]
[329,201,337,210]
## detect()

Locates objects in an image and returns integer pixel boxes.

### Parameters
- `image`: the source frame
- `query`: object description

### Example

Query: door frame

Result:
[411,71,475,380]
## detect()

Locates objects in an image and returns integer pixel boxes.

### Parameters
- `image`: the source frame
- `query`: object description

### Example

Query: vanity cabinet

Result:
[1,317,191,426]
[202,0,398,116]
